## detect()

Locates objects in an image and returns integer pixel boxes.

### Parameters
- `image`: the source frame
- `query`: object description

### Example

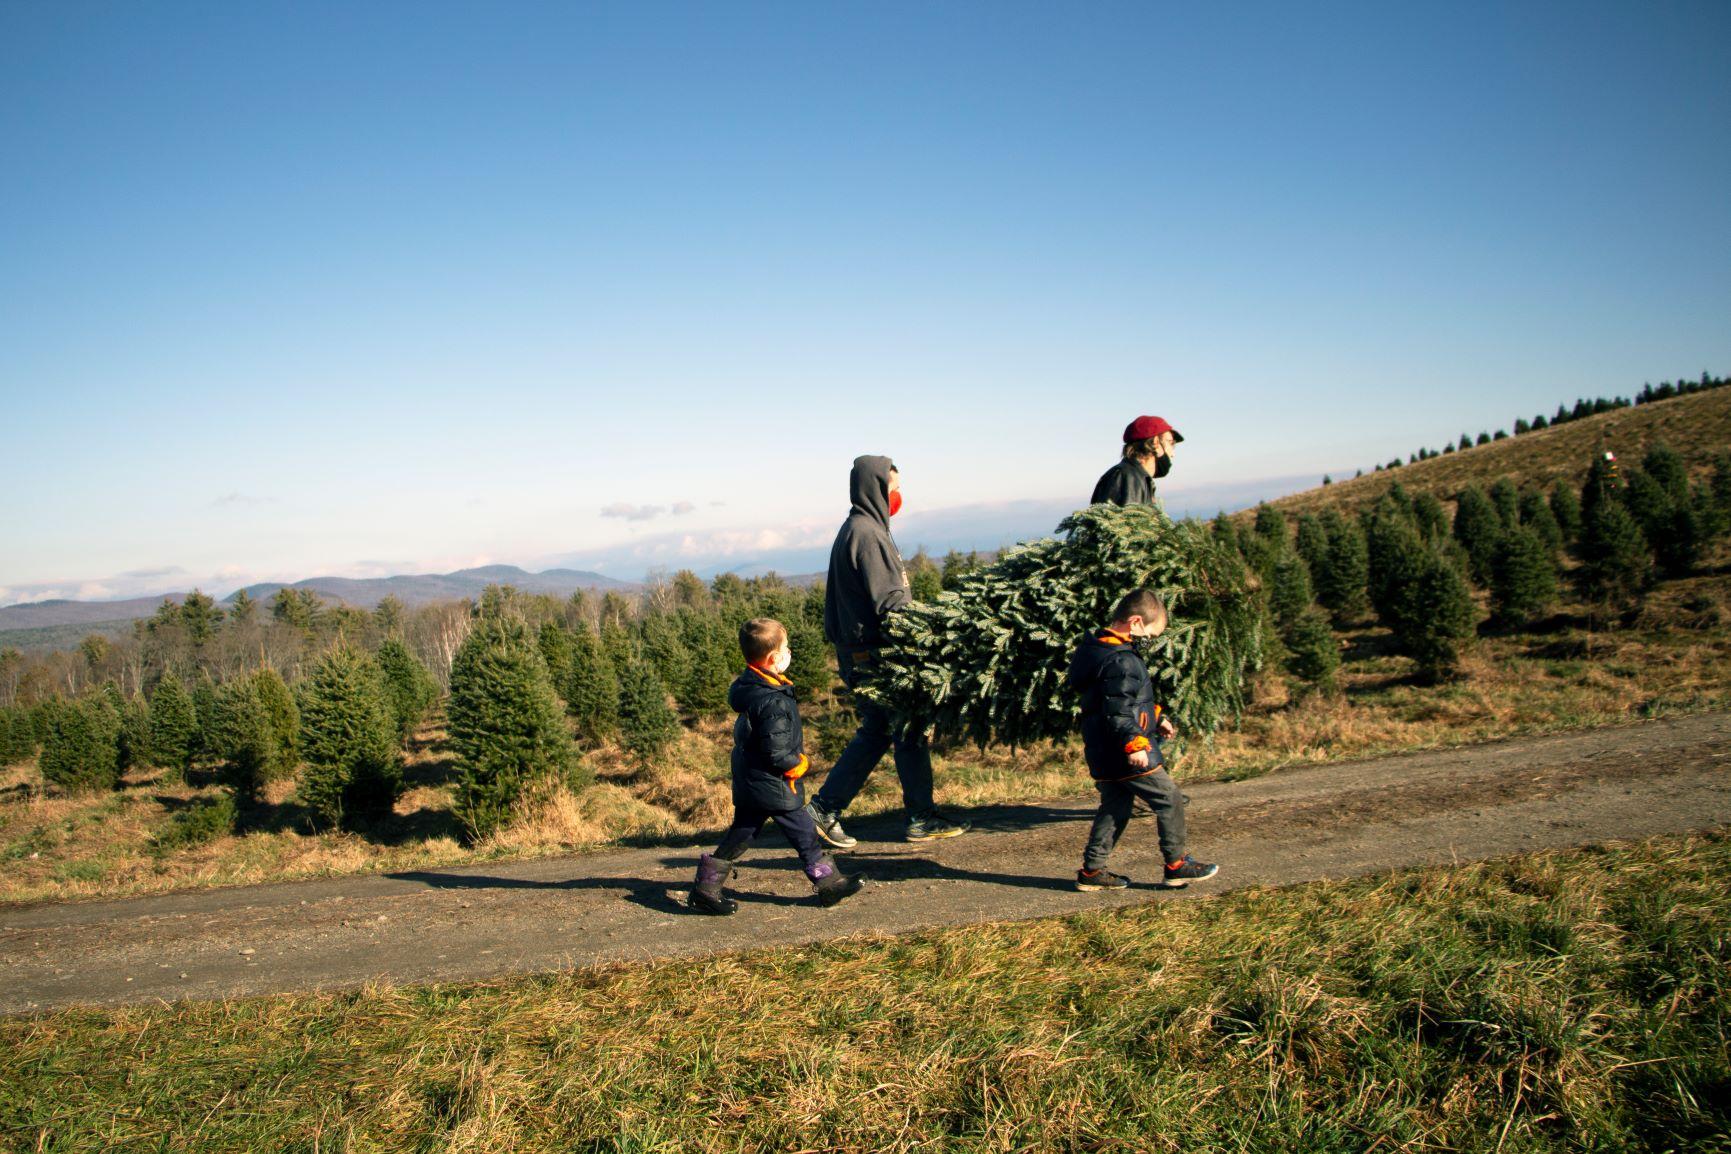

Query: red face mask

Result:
[888,490,903,517]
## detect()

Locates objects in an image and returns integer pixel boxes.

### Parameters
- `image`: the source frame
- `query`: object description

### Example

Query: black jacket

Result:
[823,455,911,655]
[1067,630,1164,780]
[1090,458,1157,507]
[729,667,809,812]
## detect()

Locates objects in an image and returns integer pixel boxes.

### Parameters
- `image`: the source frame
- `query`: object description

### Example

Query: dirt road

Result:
[5,712,1729,1014]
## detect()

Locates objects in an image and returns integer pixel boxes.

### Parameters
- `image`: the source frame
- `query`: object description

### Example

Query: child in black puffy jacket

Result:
[1067,589,1219,893]
[688,618,862,914]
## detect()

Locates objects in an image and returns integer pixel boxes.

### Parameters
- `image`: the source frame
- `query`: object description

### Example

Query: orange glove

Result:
[783,754,810,781]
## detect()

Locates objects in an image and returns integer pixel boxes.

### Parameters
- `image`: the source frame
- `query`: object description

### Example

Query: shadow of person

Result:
[382,868,812,913]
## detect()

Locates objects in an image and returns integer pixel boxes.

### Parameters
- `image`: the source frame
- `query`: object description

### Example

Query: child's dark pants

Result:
[1083,770,1187,871]
[714,804,826,871]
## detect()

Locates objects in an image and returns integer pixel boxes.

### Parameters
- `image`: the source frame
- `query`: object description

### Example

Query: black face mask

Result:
[1154,454,1173,479]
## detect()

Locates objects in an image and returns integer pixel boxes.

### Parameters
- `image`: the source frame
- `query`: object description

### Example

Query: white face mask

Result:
[772,647,792,674]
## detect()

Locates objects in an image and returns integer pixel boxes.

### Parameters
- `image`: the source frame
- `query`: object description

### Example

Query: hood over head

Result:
[849,454,897,525]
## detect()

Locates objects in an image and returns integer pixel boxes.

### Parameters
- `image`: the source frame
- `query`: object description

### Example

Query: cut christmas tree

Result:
[859,504,1265,748]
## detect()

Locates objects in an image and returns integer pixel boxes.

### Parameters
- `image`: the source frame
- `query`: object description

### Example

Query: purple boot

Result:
[688,853,738,916]
[807,856,863,908]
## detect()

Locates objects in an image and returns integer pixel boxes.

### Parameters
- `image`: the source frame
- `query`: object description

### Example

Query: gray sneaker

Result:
[905,808,970,842]
[806,803,857,850]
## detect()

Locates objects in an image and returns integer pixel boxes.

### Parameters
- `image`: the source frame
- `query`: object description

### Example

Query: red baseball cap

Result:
[1123,415,1184,444]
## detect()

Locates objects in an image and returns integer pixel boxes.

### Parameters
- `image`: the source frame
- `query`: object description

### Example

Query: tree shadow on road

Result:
[383,867,812,914]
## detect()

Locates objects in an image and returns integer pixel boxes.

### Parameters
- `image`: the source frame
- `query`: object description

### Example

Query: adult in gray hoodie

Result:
[808,456,969,846]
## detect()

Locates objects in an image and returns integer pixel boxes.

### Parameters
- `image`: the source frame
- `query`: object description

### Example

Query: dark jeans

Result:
[812,650,935,817]
[713,804,825,872]
[1083,769,1187,871]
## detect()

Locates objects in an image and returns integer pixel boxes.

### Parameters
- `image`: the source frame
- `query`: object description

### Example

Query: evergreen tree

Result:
[1397,552,1479,681]
[447,617,578,841]
[1712,451,1731,518]
[373,595,405,636]
[228,589,257,627]
[536,623,575,692]
[1209,513,1241,560]
[1651,494,1709,578]
[1458,433,1472,451]
[1490,525,1559,628]
[1411,492,1449,543]
[253,668,300,777]
[908,549,945,602]
[1549,481,1582,544]
[1451,486,1502,585]
[1580,454,1620,523]
[1314,510,1371,625]
[192,671,219,761]
[0,706,38,765]
[1577,499,1649,608]
[1488,478,1521,526]
[638,611,689,703]
[1642,442,1689,502]
[1532,414,1548,430]
[376,637,439,742]
[210,671,298,799]
[116,691,152,772]
[862,505,1263,748]
[617,652,681,767]
[783,614,831,702]
[562,622,620,745]
[1366,502,1429,623]
[1253,503,1288,549]
[1519,490,1564,553]
[148,674,199,776]
[1621,469,1671,541]
[1269,552,1314,633]
[1282,606,1340,695]
[178,589,224,645]
[39,697,122,793]
[1294,514,1329,575]
[298,648,403,829]
[679,611,735,717]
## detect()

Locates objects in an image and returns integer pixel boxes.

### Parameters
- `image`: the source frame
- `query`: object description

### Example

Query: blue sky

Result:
[2,1,1728,602]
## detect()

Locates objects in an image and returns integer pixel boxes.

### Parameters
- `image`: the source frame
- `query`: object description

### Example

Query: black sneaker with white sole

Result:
[1161,856,1220,889]
[905,808,969,842]
[1075,867,1131,892]
[806,803,857,850]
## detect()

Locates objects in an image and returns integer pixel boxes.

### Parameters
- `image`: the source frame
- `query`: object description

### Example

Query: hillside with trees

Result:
[2,382,1728,905]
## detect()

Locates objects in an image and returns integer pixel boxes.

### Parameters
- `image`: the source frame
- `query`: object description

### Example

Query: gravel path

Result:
[4,712,1728,1014]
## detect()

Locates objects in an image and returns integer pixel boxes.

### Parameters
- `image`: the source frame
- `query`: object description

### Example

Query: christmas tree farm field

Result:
[4,579,1731,907]
[4,831,1728,1152]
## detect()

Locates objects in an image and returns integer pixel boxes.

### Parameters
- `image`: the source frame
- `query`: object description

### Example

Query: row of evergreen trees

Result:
[0,637,442,830]
[1217,446,1731,685]
[1368,372,1726,475]
[443,578,834,841]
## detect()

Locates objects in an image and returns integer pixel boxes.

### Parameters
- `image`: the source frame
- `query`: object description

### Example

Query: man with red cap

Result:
[1091,416,1184,507]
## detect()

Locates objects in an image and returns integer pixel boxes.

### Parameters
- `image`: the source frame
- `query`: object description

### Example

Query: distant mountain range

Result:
[227,564,634,610]
[0,565,634,640]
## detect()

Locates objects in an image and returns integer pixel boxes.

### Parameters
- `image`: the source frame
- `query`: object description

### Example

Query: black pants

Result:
[714,804,826,872]
[1083,770,1186,871]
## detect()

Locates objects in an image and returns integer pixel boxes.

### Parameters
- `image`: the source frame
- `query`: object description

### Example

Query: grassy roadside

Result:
[3,830,1727,1152]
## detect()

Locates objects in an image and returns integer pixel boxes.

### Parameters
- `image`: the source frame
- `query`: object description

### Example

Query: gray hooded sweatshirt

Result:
[823,455,911,655]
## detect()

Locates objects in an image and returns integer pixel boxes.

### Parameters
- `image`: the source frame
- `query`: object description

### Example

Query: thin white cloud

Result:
[211,492,276,508]
[671,501,696,515]
[600,502,669,522]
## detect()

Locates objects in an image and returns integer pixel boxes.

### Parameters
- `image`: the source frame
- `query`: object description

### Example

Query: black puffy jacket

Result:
[729,667,810,812]
[1067,631,1165,780]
